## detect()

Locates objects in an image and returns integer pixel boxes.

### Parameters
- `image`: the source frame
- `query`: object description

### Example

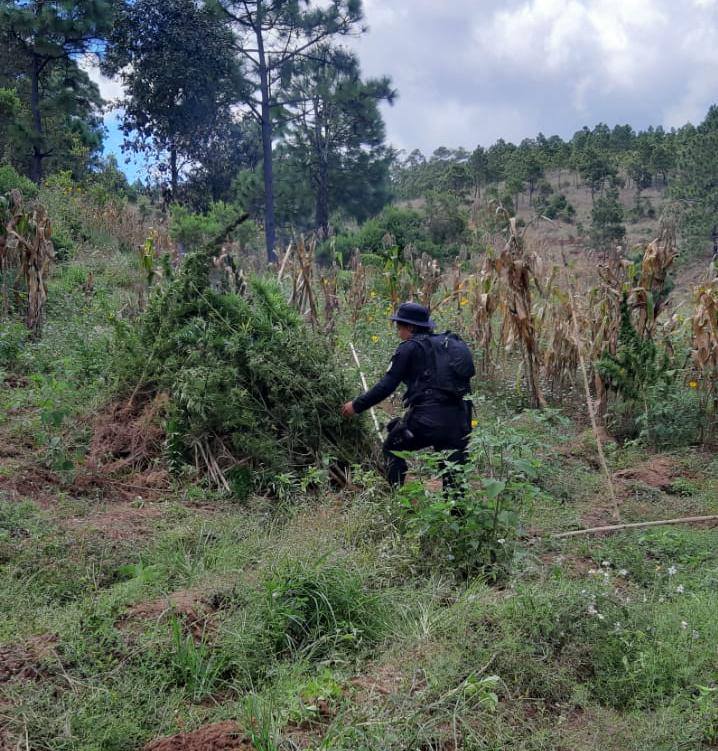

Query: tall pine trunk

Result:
[30,55,44,184]
[315,162,329,239]
[256,23,277,264]
[170,144,178,197]
[314,117,329,238]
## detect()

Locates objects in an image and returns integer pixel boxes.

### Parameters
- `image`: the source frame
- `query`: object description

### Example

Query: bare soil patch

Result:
[0,634,58,683]
[613,456,677,491]
[143,721,253,751]
[118,589,215,641]
[0,463,61,507]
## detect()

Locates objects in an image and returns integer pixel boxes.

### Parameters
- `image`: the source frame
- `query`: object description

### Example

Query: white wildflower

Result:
[601,560,611,568]
[667,565,677,576]
[681,620,688,630]
[676,584,685,594]
[618,569,628,577]
[597,613,605,621]
[497,538,505,545]
[692,630,699,640]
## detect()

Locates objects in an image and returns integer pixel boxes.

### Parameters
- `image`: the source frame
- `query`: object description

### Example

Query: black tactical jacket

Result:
[353,335,457,413]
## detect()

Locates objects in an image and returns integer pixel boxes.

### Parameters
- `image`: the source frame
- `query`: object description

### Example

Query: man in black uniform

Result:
[341,302,473,487]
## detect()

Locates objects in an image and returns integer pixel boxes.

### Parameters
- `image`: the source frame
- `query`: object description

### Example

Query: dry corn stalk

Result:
[347,253,368,327]
[1,189,54,336]
[495,217,546,408]
[289,235,319,327]
[320,266,340,337]
[633,218,678,337]
[412,252,442,307]
[543,298,579,397]
[469,253,500,375]
[692,269,718,392]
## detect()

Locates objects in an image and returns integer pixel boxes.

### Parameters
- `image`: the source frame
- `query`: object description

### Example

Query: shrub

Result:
[0,164,38,198]
[328,205,444,262]
[535,189,576,222]
[111,242,371,488]
[0,322,26,369]
[598,297,699,446]
[170,201,258,251]
[395,417,541,579]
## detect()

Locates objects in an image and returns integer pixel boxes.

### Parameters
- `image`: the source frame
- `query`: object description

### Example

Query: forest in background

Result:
[3,0,718,264]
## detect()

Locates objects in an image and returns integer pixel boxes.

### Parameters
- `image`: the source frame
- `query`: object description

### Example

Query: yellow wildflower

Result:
[371,335,380,343]
[370,290,377,299]
[460,298,469,306]
[471,419,478,429]
[688,380,698,389]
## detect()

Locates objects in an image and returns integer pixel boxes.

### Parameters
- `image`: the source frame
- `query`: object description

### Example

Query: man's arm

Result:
[351,342,413,414]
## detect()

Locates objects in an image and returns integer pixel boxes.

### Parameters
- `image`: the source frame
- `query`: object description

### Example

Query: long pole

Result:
[349,342,382,441]
[551,515,718,539]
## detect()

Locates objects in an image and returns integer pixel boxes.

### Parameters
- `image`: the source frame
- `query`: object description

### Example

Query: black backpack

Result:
[414,331,476,401]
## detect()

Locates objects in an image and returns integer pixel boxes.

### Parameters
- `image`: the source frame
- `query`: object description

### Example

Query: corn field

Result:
[267,214,716,443]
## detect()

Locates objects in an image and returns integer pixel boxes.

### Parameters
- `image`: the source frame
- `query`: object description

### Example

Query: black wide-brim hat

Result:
[390,302,436,329]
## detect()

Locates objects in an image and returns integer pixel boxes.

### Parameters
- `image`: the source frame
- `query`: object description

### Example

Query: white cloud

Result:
[79,55,125,106]
[79,0,718,171]
[352,0,718,153]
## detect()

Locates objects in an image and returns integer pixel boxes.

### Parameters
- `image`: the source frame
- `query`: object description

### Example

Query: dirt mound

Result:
[350,660,408,701]
[0,634,57,683]
[614,456,676,491]
[118,589,214,640]
[88,394,168,472]
[143,721,253,751]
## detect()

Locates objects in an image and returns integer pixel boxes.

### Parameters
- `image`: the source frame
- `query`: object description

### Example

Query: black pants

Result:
[383,403,471,488]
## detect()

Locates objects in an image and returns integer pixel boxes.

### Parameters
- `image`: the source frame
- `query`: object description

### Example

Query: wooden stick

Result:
[551,514,718,539]
[349,342,382,441]
[277,242,293,282]
[561,247,621,521]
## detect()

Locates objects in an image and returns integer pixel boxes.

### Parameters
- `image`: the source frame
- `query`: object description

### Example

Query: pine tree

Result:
[215,0,364,262]
[0,0,113,182]
[285,45,395,236]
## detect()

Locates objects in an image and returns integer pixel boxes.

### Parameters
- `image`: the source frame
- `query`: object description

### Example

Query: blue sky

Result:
[103,113,145,182]
[92,0,718,178]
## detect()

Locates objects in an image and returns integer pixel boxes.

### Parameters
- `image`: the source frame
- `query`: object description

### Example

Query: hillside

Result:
[1,180,718,750]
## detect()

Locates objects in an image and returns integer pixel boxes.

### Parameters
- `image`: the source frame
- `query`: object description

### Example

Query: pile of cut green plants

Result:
[106,242,372,495]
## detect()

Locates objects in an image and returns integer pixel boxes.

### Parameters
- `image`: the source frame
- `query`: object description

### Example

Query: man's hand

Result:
[341,401,356,417]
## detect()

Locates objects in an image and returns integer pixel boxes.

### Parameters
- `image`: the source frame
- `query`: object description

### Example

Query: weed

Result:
[260,555,387,659]
[169,615,227,702]
[394,417,541,578]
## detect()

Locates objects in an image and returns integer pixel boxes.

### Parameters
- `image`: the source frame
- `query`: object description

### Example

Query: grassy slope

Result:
[1,203,718,751]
